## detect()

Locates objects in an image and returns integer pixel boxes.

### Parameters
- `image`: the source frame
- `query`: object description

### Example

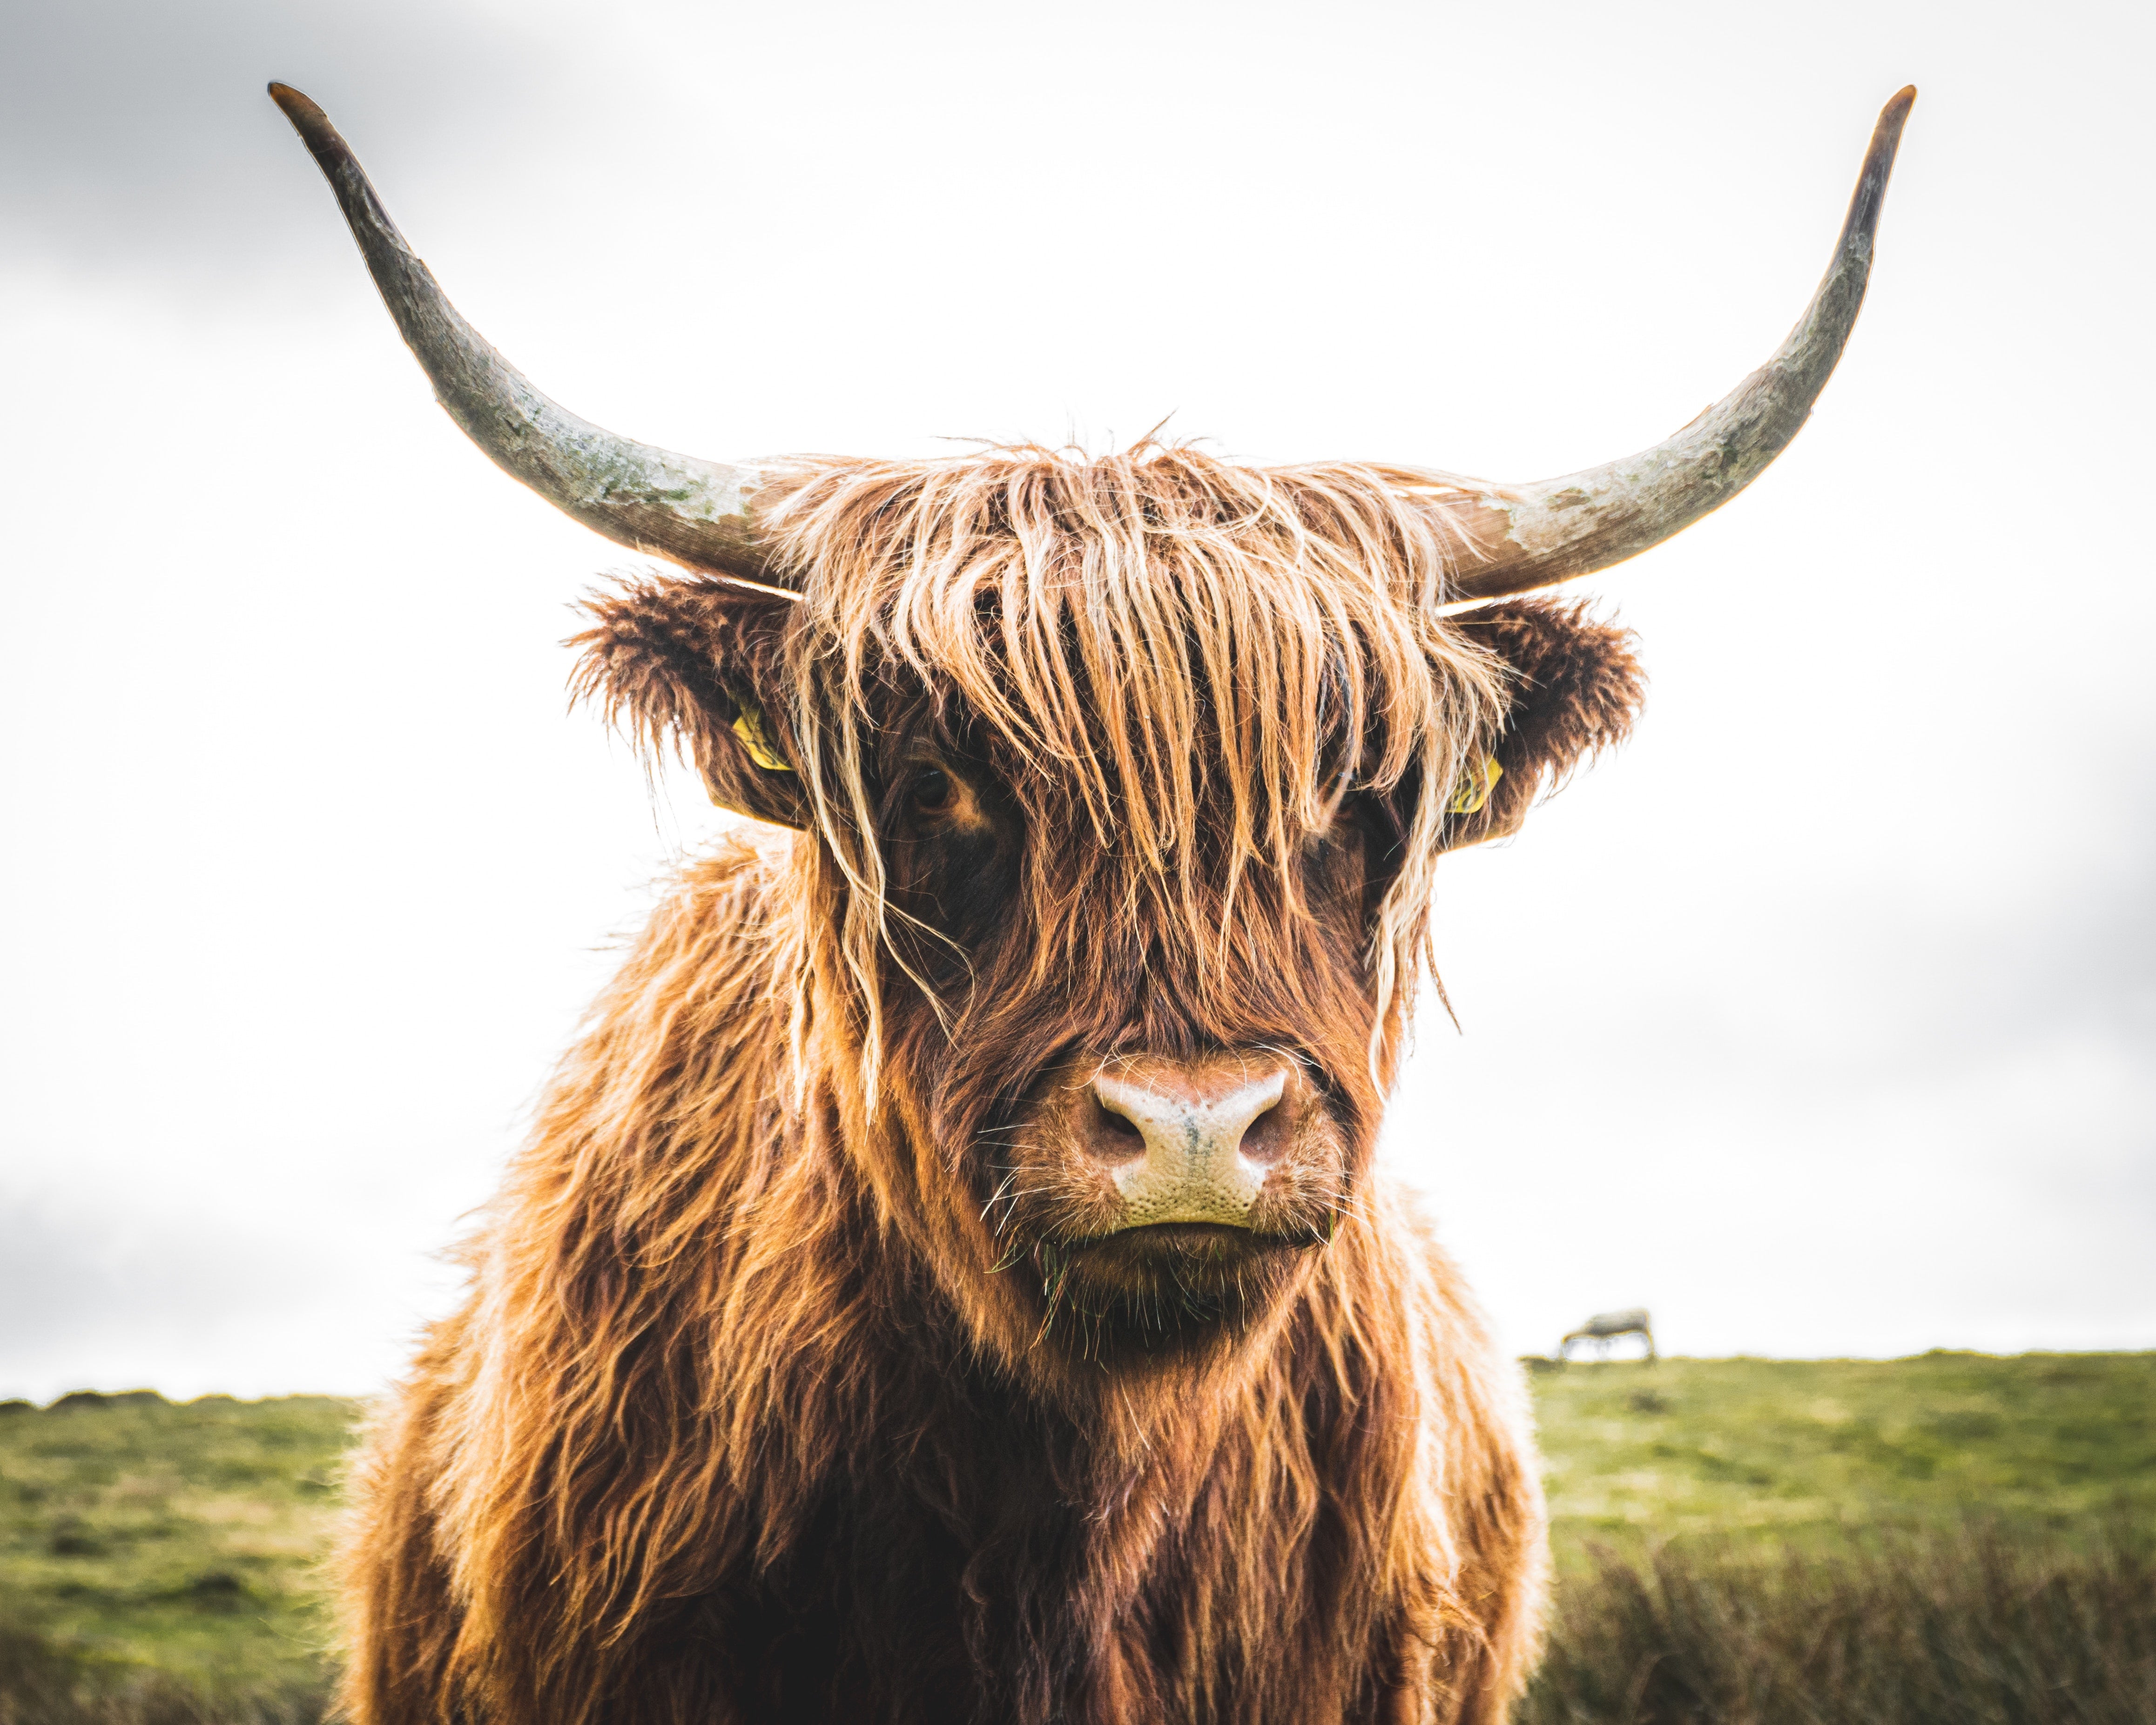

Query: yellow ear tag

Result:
[1445,755,1502,815]
[730,698,793,773]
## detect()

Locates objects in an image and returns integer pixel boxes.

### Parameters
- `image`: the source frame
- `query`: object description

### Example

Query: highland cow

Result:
[272,82,1912,1725]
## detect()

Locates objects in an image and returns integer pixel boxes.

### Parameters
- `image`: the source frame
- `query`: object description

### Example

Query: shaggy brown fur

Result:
[336,444,1644,1725]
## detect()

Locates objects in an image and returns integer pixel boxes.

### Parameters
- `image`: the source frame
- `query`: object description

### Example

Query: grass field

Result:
[1,1354,2150,1720]
[1531,1350,2156,1566]
[0,1394,345,1698]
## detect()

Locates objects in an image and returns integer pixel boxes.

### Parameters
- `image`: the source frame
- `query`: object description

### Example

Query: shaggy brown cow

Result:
[272,84,1912,1725]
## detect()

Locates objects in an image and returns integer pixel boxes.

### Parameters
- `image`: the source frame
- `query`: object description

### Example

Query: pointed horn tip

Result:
[1829,85,1916,256]
[266,83,321,124]
[1869,85,1918,159]
[266,83,352,168]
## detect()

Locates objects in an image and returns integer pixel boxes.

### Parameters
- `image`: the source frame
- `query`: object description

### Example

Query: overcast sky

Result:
[4,0,2151,1403]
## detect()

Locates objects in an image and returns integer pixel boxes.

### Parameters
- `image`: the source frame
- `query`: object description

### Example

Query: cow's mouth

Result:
[1091,1220,1322,1255]
[1050,1220,1319,1304]
[1116,1221,1258,1247]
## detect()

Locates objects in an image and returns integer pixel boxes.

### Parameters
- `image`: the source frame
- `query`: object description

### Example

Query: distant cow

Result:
[1560,1309,1657,1363]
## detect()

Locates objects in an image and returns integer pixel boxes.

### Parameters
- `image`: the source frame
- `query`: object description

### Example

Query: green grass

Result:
[1530,1351,2156,1570]
[0,1394,348,1694]
[0,1354,2149,1719]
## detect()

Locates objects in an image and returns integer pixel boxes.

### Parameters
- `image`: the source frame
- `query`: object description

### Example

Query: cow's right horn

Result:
[269,84,785,593]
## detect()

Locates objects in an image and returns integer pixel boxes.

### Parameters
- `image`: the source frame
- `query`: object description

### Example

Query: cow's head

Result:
[273,82,1909,1388]
[566,449,1645,1379]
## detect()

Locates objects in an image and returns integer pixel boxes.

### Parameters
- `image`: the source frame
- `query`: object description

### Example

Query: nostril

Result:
[1092,1095,1145,1155]
[1236,1097,1288,1165]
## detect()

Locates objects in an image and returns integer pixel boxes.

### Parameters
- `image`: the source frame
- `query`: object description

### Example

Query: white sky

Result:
[3,0,2151,1403]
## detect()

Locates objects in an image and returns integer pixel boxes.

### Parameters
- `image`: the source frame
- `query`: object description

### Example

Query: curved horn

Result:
[1439,87,1915,602]
[269,84,780,589]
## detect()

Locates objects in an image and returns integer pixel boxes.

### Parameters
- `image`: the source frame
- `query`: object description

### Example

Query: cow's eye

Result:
[1307,776,1359,849]
[910,767,955,815]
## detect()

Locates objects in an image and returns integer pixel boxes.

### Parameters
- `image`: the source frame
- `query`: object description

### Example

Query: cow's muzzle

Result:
[1075,1056,1314,1233]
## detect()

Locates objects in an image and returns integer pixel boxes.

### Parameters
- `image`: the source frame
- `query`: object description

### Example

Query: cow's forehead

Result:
[767,445,1508,842]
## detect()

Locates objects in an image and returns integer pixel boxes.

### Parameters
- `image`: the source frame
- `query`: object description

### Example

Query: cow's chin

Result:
[1033,1222,1322,1363]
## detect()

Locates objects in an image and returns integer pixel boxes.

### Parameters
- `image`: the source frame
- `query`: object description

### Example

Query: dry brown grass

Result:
[1520,1527,2156,1725]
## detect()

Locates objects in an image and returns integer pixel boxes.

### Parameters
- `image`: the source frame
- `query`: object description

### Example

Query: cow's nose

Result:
[1085,1065,1290,1229]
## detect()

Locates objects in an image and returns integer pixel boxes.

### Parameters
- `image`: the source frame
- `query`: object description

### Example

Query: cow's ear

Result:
[570,575,810,830]
[1439,598,1645,851]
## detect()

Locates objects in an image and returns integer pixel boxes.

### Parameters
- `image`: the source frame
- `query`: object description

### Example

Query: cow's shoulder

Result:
[620,827,803,1009]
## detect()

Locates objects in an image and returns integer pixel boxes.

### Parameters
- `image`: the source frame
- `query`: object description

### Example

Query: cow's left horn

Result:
[270,84,779,590]
[1436,87,1915,602]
